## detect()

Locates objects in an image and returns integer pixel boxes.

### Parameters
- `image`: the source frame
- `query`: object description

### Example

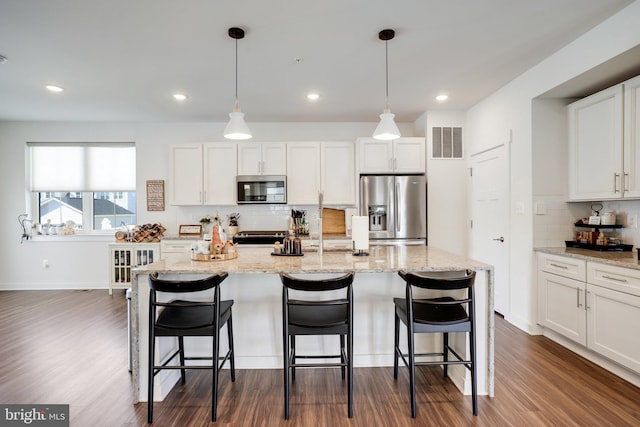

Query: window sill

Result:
[28,233,115,243]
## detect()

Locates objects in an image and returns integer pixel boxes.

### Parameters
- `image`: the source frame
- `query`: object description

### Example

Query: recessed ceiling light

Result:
[436,94,448,101]
[45,85,64,93]
[306,93,320,101]
[173,93,188,101]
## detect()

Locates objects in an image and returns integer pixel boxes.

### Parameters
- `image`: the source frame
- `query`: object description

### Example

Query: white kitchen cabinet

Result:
[170,142,237,205]
[109,243,160,295]
[358,137,425,174]
[569,74,640,200]
[286,142,321,205]
[160,239,194,261]
[586,262,640,373]
[237,142,286,176]
[622,75,640,198]
[322,141,355,205]
[286,141,356,206]
[538,252,640,374]
[537,253,587,345]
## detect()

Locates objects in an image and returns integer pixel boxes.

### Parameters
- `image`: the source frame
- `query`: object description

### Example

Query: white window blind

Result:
[29,142,136,191]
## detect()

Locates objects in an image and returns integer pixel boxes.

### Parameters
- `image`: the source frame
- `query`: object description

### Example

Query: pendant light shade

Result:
[224,27,252,140]
[373,29,400,141]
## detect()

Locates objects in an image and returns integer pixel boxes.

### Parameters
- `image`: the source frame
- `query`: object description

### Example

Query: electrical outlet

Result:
[629,214,638,229]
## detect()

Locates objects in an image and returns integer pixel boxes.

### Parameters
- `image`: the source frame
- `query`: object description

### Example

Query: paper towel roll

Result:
[351,216,369,251]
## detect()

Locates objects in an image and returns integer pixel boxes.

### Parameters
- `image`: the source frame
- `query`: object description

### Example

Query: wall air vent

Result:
[432,127,462,158]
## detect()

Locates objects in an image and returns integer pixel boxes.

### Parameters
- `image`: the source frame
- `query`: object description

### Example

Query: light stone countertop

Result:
[134,245,493,275]
[535,247,640,270]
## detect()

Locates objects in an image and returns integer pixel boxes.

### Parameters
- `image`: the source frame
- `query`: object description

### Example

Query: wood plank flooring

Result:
[1,289,640,426]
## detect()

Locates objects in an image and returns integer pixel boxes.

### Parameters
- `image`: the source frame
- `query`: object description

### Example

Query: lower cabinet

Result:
[538,270,587,345]
[160,239,193,261]
[109,243,160,295]
[538,253,640,374]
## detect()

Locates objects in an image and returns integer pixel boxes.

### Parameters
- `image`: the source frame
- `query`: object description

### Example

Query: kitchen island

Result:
[130,245,494,403]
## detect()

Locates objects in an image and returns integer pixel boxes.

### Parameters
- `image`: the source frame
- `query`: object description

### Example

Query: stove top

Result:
[232,230,286,244]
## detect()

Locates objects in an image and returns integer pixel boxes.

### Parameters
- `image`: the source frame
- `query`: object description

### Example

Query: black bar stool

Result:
[394,269,477,417]
[147,272,235,423]
[280,271,355,419]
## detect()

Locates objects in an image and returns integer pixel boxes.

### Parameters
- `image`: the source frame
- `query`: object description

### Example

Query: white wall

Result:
[466,1,640,332]
[0,121,422,290]
[422,111,468,255]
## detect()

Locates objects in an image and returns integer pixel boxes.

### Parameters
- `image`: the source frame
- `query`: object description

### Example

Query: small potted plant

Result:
[227,213,240,238]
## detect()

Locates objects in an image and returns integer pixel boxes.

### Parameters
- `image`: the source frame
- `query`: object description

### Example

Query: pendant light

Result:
[224,27,252,140]
[373,29,401,141]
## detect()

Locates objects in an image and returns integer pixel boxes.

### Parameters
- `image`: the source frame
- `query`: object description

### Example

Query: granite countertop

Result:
[134,245,492,275]
[536,247,640,270]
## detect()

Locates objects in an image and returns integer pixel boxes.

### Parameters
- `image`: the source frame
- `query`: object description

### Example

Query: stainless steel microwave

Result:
[236,175,287,204]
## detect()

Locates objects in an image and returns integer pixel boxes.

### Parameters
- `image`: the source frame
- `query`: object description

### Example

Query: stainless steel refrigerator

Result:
[359,175,427,244]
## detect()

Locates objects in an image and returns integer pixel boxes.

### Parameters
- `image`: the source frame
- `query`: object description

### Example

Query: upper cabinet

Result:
[569,75,640,200]
[287,142,321,205]
[287,141,356,205]
[358,137,425,174]
[237,142,287,176]
[322,141,356,205]
[170,142,237,205]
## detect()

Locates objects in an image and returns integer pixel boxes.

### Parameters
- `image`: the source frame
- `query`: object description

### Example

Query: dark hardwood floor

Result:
[1,289,640,426]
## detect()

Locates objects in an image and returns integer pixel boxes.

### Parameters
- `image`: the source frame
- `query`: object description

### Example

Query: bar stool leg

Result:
[408,325,417,418]
[178,336,186,384]
[227,313,236,382]
[443,333,449,378]
[393,312,400,379]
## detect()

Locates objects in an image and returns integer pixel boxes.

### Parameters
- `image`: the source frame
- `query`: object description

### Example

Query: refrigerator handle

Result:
[395,182,401,232]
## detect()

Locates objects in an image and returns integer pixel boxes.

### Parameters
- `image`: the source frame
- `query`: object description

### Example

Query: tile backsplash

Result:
[534,196,640,249]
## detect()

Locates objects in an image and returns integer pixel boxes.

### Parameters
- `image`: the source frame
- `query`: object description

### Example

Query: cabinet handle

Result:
[602,274,628,283]
[389,158,393,170]
[203,191,207,203]
[549,263,569,269]
[199,191,202,203]
[624,173,630,192]
[577,288,582,308]
[585,290,590,310]
[614,173,621,193]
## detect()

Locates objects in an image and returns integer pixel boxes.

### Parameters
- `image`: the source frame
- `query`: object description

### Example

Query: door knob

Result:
[493,237,504,242]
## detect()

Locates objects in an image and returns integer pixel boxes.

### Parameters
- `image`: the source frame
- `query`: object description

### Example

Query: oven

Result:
[232,230,287,245]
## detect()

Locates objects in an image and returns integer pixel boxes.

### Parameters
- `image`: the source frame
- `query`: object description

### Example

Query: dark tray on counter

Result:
[271,252,304,257]
[565,241,633,252]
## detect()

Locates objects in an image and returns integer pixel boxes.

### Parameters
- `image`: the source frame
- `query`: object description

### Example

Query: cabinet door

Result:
[237,143,262,175]
[623,75,640,198]
[261,143,287,175]
[359,138,393,173]
[322,141,355,205]
[538,271,587,345]
[587,284,640,373]
[393,137,425,173]
[287,142,321,205]
[237,142,286,175]
[170,144,204,205]
[203,142,237,205]
[568,85,624,200]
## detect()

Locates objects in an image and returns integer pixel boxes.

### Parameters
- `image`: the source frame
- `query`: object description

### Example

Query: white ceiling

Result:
[0,0,634,123]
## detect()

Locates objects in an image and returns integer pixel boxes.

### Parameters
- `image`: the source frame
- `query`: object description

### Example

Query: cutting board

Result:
[322,208,346,235]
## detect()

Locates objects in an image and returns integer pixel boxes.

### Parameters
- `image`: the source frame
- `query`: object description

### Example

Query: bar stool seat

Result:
[280,271,355,419]
[147,272,235,423]
[394,269,478,417]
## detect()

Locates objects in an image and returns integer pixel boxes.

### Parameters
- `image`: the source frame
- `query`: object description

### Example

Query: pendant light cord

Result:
[384,39,391,111]
[234,38,239,111]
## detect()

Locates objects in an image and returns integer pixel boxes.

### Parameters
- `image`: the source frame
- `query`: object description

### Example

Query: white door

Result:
[470,144,509,315]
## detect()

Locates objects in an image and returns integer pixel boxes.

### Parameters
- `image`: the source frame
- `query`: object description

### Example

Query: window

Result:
[29,142,136,232]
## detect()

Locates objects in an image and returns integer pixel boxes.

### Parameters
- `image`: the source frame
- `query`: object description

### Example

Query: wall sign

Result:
[146,180,165,211]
